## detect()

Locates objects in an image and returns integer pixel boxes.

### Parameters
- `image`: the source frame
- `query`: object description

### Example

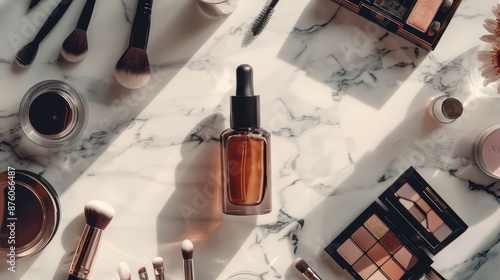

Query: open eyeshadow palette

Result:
[330,0,462,50]
[325,167,467,280]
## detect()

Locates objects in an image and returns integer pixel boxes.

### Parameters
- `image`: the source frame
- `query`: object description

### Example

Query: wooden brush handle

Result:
[33,0,74,43]
[129,0,153,50]
[75,0,96,31]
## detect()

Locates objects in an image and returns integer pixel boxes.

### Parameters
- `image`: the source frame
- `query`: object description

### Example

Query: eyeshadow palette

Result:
[330,0,462,50]
[325,167,467,280]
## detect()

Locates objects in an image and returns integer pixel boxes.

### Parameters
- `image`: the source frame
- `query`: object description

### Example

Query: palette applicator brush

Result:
[15,0,74,67]
[61,0,96,62]
[294,258,323,280]
[115,0,153,89]
[181,239,195,280]
[138,266,149,280]
[251,0,279,37]
[152,257,165,280]
[66,200,115,280]
[118,262,132,280]
[28,0,42,12]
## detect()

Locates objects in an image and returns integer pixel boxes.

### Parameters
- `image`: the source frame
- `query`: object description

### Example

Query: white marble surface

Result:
[0,0,499,279]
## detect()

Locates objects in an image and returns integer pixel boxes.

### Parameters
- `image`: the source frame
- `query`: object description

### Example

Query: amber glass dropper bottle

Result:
[220,64,271,215]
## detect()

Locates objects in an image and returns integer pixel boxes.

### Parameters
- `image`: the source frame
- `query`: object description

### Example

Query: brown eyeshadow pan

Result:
[364,215,389,239]
[396,183,419,202]
[380,231,403,254]
[394,247,418,270]
[337,238,364,265]
[367,243,390,266]
[381,258,405,280]
[353,255,378,280]
[353,226,377,251]
[433,223,452,242]
[427,210,444,232]
[409,205,426,222]
[368,270,389,280]
[416,198,431,213]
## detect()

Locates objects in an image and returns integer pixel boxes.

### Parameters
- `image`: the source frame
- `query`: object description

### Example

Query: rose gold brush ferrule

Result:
[69,225,103,279]
[154,268,165,280]
[183,259,194,280]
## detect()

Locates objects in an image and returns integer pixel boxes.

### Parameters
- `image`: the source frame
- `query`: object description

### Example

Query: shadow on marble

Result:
[51,213,86,280]
[156,113,257,279]
[289,49,500,279]
[276,0,427,110]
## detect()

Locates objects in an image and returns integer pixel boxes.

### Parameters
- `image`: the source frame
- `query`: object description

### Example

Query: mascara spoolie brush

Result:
[251,0,279,37]
[115,0,153,89]
[15,0,74,67]
[61,0,97,62]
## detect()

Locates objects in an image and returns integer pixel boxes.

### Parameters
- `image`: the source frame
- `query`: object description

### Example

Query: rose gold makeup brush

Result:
[65,200,115,280]
[61,0,97,62]
[181,239,194,280]
[118,262,132,280]
[152,257,165,280]
[115,0,153,89]
[294,258,323,280]
[138,266,149,280]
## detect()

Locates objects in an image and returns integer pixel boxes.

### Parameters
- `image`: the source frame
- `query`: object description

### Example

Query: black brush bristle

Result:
[61,28,88,62]
[15,41,38,67]
[114,47,151,89]
[294,258,308,273]
[251,5,274,37]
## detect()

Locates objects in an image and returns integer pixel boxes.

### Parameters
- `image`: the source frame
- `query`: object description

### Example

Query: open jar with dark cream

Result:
[19,80,88,148]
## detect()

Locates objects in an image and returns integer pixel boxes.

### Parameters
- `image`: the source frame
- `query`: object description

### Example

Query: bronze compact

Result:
[0,169,60,259]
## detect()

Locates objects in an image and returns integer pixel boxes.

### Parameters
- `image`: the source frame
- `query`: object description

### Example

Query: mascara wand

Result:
[251,0,279,37]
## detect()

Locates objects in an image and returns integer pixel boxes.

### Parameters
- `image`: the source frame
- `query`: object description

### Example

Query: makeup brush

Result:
[294,258,323,280]
[152,257,165,280]
[66,200,115,280]
[115,0,153,89]
[138,266,149,280]
[61,0,96,62]
[28,0,42,12]
[118,262,132,280]
[15,0,74,67]
[251,0,279,37]
[181,239,194,280]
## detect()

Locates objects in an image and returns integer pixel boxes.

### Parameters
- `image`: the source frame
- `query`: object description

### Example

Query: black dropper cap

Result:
[230,64,260,129]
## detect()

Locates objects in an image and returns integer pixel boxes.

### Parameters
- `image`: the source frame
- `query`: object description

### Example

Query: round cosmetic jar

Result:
[226,271,262,280]
[19,80,88,148]
[197,0,238,16]
[426,95,463,124]
[0,169,60,259]
[475,125,500,179]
